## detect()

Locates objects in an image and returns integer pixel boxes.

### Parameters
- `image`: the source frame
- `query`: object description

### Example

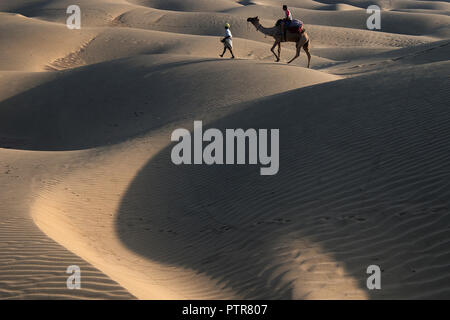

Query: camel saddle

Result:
[287,19,304,34]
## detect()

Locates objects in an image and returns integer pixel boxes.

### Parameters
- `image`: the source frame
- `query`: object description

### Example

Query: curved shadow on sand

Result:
[0,57,223,151]
[0,1,55,17]
[125,0,241,12]
[115,65,450,299]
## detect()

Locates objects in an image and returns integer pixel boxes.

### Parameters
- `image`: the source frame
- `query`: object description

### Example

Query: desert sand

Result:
[0,0,449,299]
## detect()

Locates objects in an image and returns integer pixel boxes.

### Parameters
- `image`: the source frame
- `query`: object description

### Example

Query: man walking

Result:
[220,23,235,59]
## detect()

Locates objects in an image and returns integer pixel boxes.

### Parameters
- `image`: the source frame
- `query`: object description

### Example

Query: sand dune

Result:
[324,39,450,74]
[31,59,450,299]
[0,0,134,26]
[0,149,134,299]
[0,13,96,71]
[114,8,439,45]
[44,28,333,70]
[1,0,449,300]
[226,5,450,37]
[128,0,242,12]
[0,55,338,150]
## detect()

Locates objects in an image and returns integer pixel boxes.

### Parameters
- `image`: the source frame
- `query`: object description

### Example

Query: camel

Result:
[247,16,311,67]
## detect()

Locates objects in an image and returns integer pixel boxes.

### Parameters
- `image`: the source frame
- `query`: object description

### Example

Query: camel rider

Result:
[220,23,235,59]
[281,5,293,42]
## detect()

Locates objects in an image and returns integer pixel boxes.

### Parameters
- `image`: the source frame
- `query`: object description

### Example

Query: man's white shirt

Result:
[225,29,233,48]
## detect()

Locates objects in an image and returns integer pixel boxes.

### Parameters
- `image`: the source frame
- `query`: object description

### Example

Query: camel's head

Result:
[247,16,259,24]
[247,16,260,30]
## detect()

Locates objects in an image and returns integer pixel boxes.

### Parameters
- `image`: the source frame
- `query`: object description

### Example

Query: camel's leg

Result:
[303,39,311,68]
[288,34,308,65]
[271,41,280,62]
[287,42,301,64]
[277,43,281,61]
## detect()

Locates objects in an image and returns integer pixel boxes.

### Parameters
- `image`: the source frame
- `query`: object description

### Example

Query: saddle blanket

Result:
[287,19,303,32]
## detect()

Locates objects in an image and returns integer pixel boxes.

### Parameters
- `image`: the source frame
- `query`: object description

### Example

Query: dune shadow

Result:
[0,0,55,17]
[116,65,450,299]
[0,57,224,151]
